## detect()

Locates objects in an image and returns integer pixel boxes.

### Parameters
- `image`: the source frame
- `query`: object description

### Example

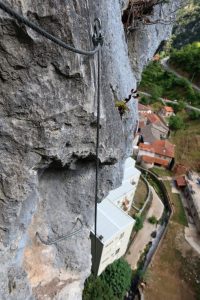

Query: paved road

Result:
[161,57,200,93]
[139,91,200,113]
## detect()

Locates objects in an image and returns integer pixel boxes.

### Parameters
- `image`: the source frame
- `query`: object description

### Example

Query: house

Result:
[137,140,175,169]
[146,113,161,125]
[90,198,135,276]
[138,103,152,115]
[161,106,174,117]
[140,122,169,144]
[173,164,188,176]
[175,176,187,189]
[184,172,200,232]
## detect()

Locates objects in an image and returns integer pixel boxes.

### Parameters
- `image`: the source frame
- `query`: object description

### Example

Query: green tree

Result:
[140,96,149,105]
[169,115,185,130]
[134,215,144,232]
[100,258,132,299]
[83,275,116,300]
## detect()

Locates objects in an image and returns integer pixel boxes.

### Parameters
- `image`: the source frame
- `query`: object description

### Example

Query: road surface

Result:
[161,57,200,93]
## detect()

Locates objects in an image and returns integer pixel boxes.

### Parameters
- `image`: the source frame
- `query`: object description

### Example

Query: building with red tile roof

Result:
[138,103,152,114]
[146,113,161,124]
[161,106,174,117]
[137,140,175,169]
[175,176,187,188]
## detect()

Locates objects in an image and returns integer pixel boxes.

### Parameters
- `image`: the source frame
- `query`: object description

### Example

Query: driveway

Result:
[125,187,164,270]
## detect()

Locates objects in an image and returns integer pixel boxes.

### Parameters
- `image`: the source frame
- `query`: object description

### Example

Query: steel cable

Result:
[0,0,100,56]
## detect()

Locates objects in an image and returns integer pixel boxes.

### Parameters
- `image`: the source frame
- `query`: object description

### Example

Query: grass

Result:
[133,178,148,209]
[145,221,200,300]
[164,181,188,227]
[170,114,200,172]
[151,167,172,177]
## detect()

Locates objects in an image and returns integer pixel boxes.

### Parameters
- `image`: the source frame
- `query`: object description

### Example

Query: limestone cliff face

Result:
[0,1,175,299]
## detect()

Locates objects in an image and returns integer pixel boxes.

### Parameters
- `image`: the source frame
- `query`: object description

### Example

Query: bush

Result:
[140,96,149,105]
[115,100,129,117]
[188,110,200,120]
[148,216,158,224]
[83,275,116,300]
[169,115,185,130]
[134,215,144,232]
[100,258,132,299]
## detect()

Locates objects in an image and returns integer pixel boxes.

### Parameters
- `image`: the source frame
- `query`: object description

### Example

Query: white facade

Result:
[106,157,141,211]
[137,149,155,163]
[91,198,135,275]
[91,157,140,275]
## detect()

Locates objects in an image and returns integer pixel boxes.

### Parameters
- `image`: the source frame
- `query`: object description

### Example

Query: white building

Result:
[91,198,135,275]
[90,157,140,275]
[106,158,141,212]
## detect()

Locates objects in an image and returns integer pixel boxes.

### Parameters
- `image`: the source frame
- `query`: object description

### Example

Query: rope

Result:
[94,48,101,263]
[0,1,103,56]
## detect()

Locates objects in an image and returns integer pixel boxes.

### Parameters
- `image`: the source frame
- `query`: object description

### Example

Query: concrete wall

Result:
[184,186,200,232]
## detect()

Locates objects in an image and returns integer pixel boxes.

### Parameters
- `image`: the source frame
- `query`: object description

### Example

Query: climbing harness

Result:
[0,1,103,261]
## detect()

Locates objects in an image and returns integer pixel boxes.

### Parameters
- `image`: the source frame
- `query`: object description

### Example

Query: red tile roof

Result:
[152,140,175,158]
[146,113,160,124]
[173,164,188,176]
[141,155,169,167]
[164,106,174,112]
[139,143,155,153]
[138,103,152,111]
[139,140,175,158]
[176,176,187,187]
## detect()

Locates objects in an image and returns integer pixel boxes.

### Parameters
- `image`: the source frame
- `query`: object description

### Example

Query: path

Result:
[161,57,200,93]
[139,90,200,113]
[125,187,164,270]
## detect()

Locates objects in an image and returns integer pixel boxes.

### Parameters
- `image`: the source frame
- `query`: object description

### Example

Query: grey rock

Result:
[0,0,178,299]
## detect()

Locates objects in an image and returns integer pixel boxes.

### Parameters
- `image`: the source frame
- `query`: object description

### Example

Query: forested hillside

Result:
[169,42,200,85]
[173,0,200,48]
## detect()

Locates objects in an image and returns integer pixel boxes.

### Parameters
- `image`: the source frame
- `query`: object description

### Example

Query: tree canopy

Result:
[100,258,132,299]
[170,42,200,82]
[83,258,132,300]
[83,275,116,300]
[169,115,185,130]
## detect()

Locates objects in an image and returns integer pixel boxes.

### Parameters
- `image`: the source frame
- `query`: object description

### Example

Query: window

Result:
[115,248,120,255]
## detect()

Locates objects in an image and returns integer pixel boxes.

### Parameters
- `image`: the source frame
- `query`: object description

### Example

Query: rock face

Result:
[0,0,176,299]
